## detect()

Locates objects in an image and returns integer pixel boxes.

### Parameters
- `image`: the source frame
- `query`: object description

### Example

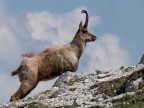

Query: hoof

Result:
[10,96,19,102]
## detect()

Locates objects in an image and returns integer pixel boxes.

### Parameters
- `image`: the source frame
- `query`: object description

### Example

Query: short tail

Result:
[11,70,18,76]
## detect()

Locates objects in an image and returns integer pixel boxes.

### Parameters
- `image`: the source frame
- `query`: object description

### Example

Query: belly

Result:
[38,64,59,81]
[38,50,78,80]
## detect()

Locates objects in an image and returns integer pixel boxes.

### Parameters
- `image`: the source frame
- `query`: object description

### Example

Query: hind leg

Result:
[10,79,38,101]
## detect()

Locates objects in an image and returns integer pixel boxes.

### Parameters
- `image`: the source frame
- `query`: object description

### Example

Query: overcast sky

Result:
[0,0,144,103]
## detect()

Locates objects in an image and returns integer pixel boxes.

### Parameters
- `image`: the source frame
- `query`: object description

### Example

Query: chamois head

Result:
[77,10,96,42]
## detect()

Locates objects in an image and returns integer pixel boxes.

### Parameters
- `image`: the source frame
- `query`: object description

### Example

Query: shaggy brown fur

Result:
[10,10,97,101]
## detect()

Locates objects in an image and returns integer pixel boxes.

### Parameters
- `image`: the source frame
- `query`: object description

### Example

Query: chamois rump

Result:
[10,10,97,101]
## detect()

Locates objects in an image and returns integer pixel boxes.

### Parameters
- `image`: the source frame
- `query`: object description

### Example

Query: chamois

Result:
[10,10,96,101]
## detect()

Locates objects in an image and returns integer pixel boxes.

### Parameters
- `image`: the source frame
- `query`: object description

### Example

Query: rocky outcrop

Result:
[0,64,144,108]
[139,54,144,64]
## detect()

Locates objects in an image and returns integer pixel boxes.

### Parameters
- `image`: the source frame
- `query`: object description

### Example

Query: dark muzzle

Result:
[91,35,96,41]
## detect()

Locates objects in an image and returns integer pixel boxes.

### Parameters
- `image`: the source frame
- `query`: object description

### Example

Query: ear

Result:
[79,21,83,30]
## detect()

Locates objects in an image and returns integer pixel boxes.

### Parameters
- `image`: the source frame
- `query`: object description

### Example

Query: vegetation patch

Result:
[49,91,59,98]
[90,98,97,102]
[90,76,128,98]
[69,88,76,91]
[89,106,104,108]
[67,77,85,86]
[117,68,144,94]
[90,67,144,99]
[129,68,144,80]
[52,105,75,108]
[113,88,144,108]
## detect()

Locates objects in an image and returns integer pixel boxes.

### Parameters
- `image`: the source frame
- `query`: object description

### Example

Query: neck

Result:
[70,34,86,59]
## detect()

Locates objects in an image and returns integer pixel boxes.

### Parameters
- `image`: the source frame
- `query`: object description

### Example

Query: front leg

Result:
[71,62,78,72]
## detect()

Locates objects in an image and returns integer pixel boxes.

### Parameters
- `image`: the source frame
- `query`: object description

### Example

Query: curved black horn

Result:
[81,10,89,28]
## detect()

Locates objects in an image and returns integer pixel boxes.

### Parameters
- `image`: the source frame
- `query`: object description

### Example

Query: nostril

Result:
[91,35,96,41]
[92,36,96,41]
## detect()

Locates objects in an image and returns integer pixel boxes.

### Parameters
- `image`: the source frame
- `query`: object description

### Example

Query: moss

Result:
[69,88,76,91]
[42,90,51,94]
[68,77,85,86]
[113,102,144,108]
[89,106,104,108]
[90,67,144,99]
[89,68,144,107]
[117,68,144,94]
[129,68,144,81]
[90,76,128,98]
[138,81,144,89]
[90,83,99,89]
[90,98,97,102]
[113,88,144,108]
[52,106,75,108]
[112,94,133,103]
[49,91,59,98]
